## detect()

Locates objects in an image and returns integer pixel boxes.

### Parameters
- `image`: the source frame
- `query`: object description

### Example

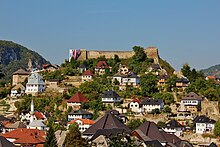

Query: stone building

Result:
[12,69,30,86]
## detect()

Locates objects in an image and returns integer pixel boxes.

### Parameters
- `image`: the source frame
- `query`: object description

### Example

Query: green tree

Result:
[63,123,86,147]
[109,133,137,147]
[132,46,146,62]
[139,73,158,96]
[44,119,58,147]
[157,121,166,127]
[214,120,220,136]
[164,106,172,113]
[127,118,146,130]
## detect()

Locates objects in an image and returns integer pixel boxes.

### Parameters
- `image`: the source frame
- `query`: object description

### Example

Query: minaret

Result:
[30,98,34,123]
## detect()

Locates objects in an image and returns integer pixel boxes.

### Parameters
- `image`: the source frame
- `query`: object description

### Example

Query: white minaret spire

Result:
[30,98,34,123]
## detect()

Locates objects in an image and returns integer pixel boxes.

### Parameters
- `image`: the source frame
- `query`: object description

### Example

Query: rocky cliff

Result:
[0,40,49,80]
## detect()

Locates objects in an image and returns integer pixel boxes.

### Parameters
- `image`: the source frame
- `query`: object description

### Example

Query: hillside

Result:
[201,64,220,76]
[0,40,49,80]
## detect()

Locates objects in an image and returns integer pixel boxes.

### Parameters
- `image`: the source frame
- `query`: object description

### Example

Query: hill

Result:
[0,40,49,80]
[201,64,220,76]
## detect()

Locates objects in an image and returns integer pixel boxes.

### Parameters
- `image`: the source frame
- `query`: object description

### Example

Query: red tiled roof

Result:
[96,61,109,68]
[14,133,45,144]
[1,128,46,139]
[131,98,142,104]
[68,118,95,125]
[82,70,94,76]
[207,76,215,79]
[34,112,45,119]
[67,92,89,103]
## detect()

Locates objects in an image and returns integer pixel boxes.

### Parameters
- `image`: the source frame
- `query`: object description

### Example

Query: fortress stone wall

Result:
[77,47,159,63]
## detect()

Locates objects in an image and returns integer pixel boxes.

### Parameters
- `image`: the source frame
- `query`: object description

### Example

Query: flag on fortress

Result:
[69,49,81,61]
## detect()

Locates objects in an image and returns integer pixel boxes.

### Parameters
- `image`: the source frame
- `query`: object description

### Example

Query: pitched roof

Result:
[67,92,89,103]
[135,121,167,142]
[7,121,26,129]
[28,120,46,128]
[68,118,94,125]
[0,136,16,147]
[163,120,184,129]
[68,109,93,115]
[141,98,163,105]
[13,133,45,144]
[0,115,10,122]
[27,73,45,85]
[209,142,218,147]
[182,92,202,101]
[1,128,46,139]
[83,111,131,136]
[176,78,189,83]
[193,115,216,124]
[11,83,25,90]
[102,90,120,98]
[144,140,163,147]
[96,61,109,68]
[90,128,129,141]
[13,69,30,75]
[34,112,46,119]
[82,70,94,76]
[131,98,142,104]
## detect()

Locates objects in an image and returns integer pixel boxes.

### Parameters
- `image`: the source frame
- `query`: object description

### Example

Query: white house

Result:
[113,72,139,86]
[68,118,94,133]
[162,120,185,137]
[82,70,93,82]
[11,83,25,97]
[68,109,93,121]
[141,98,164,113]
[181,92,202,106]
[101,90,121,103]
[25,72,45,96]
[27,120,46,130]
[194,115,216,134]
[129,98,142,113]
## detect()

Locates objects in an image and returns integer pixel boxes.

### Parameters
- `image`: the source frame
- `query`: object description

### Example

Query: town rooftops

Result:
[141,98,163,105]
[176,78,189,83]
[7,121,26,129]
[34,111,46,120]
[102,90,120,98]
[193,115,216,124]
[13,69,30,75]
[69,109,93,115]
[0,115,10,122]
[151,64,161,70]
[83,111,131,136]
[67,92,89,103]
[131,98,142,104]
[82,70,94,76]
[163,120,184,129]
[28,120,46,128]
[11,83,25,90]
[182,92,203,101]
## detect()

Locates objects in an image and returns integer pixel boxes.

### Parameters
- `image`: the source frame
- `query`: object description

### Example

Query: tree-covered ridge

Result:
[201,64,220,76]
[0,40,50,80]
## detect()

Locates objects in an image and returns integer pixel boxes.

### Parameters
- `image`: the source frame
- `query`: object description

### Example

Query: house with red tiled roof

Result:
[82,70,94,82]
[129,98,142,113]
[1,128,46,146]
[68,118,94,133]
[67,92,89,108]
[95,61,111,75]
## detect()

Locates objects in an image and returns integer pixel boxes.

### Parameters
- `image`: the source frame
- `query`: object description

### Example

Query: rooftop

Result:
[67,92,89,103]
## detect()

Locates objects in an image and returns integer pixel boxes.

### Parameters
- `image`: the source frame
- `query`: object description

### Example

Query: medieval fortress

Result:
[70,47,160,64]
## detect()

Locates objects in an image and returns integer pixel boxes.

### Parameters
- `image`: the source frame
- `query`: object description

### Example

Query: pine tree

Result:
[63,123,86,147]
[44,120,58,147]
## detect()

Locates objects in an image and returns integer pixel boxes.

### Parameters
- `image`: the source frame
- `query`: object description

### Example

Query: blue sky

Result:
[0,1,219,70]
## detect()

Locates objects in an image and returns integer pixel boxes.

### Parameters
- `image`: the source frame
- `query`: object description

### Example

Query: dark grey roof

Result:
[135,121,181,144]
[182,92,202,101]
[193,115,216,124]
[0,136,16,147]
[78,64,86,68]
[124,72,138,78]
[209,142,218,147]
[102,90,120,98]
[151,64,161,70]
[90,128,129,141]
[68,109,93,115]
[83,111,131,136]
[176,78,189,83]
[13,69,30,75]
[0,115,10,122]
[174,140,193,147]
[163,120,184,129]
[141,98,163,105]
[144,140,163,147]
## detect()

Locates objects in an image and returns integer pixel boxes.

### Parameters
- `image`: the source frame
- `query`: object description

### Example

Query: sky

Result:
[0,0,219,70]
